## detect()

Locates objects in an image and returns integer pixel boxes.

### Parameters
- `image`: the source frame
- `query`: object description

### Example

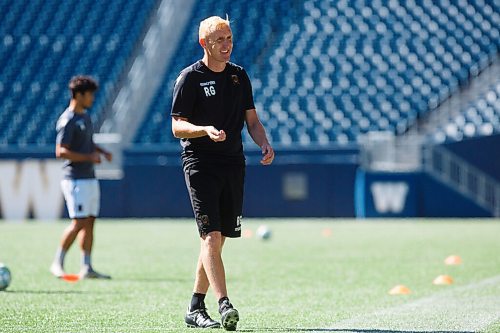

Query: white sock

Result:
[54,247,66,267]
[82,253,92,269]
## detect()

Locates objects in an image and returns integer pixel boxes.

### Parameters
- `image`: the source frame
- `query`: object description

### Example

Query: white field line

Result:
[330,275,500,333]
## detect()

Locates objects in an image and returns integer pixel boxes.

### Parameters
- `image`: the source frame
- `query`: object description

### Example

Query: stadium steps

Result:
[408,55,500,142]
[423,144,500,217]
[96,0,164,133]
[94,0,195,178]
[99,0,196,144]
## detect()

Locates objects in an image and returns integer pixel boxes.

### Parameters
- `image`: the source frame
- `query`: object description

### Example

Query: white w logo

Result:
[0,160,64,221]
[370,182,409,214]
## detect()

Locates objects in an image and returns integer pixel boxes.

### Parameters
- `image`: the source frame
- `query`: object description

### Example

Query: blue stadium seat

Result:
[2,1,499,147]
[135,0,499,146]
[0,0,158,146]
[432,79,500,142]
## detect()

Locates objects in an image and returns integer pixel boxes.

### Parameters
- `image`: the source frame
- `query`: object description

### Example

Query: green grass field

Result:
[0,219,499,332]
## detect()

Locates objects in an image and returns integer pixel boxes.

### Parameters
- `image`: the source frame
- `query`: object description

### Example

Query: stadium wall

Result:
[354,135,499,218]
[355,169,490,218]
[0,147,360,219]
[0,142,495,220]
[122,147,360,218]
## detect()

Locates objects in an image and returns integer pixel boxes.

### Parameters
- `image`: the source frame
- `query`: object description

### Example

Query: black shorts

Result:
[184,165,245,238]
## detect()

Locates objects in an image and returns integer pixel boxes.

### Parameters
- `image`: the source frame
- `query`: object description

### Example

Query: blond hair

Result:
[199,15,230,42]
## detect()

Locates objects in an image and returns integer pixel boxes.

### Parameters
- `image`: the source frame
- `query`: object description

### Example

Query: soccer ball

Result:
[0,263,11,291]
[256,225,272,240]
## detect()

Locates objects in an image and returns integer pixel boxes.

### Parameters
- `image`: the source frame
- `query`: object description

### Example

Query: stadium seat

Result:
[0,0,158,146]
[2,1,498,147]
[134,0,499,146]
[432,79,500,142]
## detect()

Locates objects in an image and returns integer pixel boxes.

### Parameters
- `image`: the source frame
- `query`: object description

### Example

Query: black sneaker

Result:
[185,307,221,329]
[219,300,239,331]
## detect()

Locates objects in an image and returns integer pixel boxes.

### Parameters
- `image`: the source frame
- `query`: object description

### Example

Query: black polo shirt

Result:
[171,60,255,168]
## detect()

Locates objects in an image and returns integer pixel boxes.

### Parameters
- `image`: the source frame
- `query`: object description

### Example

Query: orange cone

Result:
[444,255,462,265]
[321,228,332,237]
[389,285,411,295]
[433,275,453,285]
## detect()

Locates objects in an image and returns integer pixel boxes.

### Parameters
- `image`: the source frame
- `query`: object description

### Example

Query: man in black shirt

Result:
[171,16,274,331]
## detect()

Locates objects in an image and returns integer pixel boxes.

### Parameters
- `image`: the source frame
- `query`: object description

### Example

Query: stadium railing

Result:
[423,144,500,217]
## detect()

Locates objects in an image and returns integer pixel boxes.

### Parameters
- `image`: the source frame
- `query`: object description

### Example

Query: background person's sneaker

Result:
[79,267,111,279]
[50,262,65,278]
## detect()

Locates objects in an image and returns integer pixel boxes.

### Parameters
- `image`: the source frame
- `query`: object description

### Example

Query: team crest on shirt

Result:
[231,75,240,85]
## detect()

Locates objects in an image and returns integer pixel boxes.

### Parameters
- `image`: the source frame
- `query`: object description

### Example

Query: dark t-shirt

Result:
[56,108,96,179]
[171,60,255,169]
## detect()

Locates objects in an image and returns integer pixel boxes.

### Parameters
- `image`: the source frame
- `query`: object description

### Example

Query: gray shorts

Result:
[61,179,100,219]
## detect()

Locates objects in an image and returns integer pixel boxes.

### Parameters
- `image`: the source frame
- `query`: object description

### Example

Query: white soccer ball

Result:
[0,263,12,291]
[256,225,272,241]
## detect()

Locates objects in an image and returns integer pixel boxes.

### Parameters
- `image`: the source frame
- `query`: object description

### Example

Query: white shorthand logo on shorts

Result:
[235,215,242,232]
[200,81,216,97]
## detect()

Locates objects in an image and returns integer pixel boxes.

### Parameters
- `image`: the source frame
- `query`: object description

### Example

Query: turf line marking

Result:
[329,275,500,333]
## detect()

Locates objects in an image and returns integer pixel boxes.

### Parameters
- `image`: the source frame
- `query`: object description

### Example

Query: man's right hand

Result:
[205,126,226,142]
[89,151,102,164]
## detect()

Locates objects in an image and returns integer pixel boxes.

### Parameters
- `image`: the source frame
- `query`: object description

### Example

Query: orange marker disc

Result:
[61,274,80,283]
[444,255,462,265]
[388,285,411,295]
[433,275,453,285]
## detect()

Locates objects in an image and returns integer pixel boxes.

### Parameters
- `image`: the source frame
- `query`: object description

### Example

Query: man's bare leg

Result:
[78,217,94,269]
[185,234,226,328]
[199,231,227,300]
[50,219,85,277]
[61,219,85,250]
[190,236,226,310]
[193,253,210,295]
[196,232,239,330]
[78,216,111,279]
[193,236,226,294]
